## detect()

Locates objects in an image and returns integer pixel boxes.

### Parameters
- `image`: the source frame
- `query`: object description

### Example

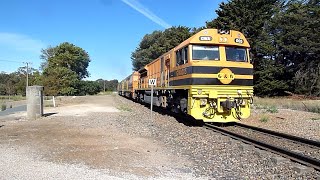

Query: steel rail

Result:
[204,123,320,171]
[235,123,320,147]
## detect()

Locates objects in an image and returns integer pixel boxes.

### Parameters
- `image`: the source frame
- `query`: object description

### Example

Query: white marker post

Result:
[148,78,156,120]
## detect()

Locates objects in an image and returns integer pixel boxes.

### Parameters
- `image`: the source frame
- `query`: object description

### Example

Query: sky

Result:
[0,0,224,81]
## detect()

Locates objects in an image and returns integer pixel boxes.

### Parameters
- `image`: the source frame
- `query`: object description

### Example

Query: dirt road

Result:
[0,95,195,179]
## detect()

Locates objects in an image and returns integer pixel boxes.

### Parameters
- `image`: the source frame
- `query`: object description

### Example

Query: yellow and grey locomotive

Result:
[119,29,253,123]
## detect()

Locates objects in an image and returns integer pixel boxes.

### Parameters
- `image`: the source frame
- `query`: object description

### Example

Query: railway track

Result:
[204,123,320,171]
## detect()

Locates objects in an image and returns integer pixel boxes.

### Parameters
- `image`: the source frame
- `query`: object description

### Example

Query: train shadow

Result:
[145,104,237,127]
[130,99,204,127]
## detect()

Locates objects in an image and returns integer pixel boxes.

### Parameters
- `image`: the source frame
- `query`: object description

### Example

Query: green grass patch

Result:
[254,104,266,109]
[117,105,132,112]
[1,104,6,111]
[259,114,269,123]
[266,105,278,113]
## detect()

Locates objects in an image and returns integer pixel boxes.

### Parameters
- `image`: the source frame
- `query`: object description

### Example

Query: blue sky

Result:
[0,0,224,80]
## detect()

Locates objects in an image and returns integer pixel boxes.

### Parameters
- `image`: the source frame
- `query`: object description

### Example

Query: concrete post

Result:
[26,86,44,120]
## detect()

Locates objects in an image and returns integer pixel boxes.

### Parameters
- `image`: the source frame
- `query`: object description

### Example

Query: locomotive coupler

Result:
[221,99,235,111]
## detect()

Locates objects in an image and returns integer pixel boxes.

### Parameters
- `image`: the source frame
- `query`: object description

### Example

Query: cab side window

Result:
[176,46,188,66]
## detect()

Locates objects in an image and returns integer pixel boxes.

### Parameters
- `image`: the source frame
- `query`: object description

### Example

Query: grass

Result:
[311,117,320,121]
[254,97,320,114]
[45,104,54,107]
[259,114,269,123]
[117,105,132,112]
[44,99,55,107]
[1,104,6,111]
[98,91,115,96]
[266,105,278,113]
[0,95,26,101]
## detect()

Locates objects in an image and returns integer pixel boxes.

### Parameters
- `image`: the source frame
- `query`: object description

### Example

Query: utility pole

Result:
[24,62,31,87]
[104,80,106,92]
[26,62,29,87]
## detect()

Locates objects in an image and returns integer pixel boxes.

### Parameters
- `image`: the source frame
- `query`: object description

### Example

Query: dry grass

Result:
[98,91,116,96]
[253,97,320,114]
[0,95,26,101]
[259,114,269,123]
[117,105,132,112]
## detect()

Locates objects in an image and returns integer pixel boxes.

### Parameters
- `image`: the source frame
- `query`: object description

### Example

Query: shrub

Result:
[1,104,6,111]
[266,105,278,113]
[259,114,269,123]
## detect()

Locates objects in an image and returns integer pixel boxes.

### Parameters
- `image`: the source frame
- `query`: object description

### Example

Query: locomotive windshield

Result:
[226,47,247,62]
[192,45,219,60]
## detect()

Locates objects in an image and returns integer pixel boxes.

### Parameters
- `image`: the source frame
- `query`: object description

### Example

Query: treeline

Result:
[131,26,197,71]
[0,68,40,96]
[132,0,320,97]
[0,42,118,96]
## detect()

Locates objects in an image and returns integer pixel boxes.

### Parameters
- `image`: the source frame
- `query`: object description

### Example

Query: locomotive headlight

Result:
[197,89,202,95]
[200,99,207,106]
[237,90,242,95]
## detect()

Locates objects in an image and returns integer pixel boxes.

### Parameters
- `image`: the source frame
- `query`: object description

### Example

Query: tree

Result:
[14,66,39,95]
[76,81,101,95]
[96,79,118,92]
[41,42,92,96]
[43,42,90,79]
[40,46,55,70]
[206,0,290,96]
[43,67,78,96]
[131,26,192,71]
[268,0,320,96]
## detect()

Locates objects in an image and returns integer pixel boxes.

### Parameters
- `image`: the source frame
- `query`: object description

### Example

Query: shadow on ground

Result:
[43,113,57,117]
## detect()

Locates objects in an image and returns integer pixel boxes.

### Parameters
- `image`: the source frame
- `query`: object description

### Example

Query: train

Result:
[118,29,253,123]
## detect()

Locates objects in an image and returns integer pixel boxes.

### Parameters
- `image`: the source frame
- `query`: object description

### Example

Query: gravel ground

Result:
[114,96,320,179]
[0,95,319,179]
[0,144,125,180]
[223,126,320,159]
[243,107,320,141]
